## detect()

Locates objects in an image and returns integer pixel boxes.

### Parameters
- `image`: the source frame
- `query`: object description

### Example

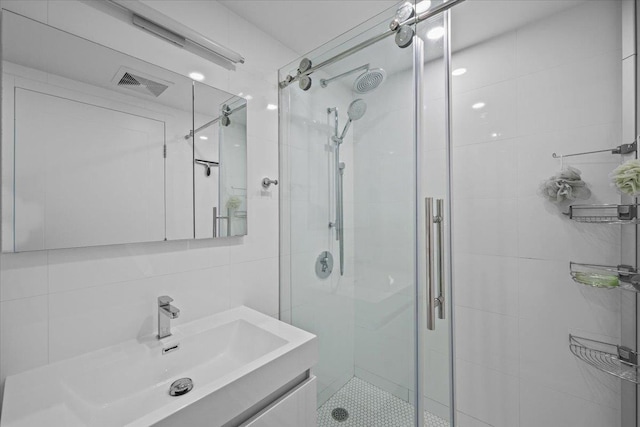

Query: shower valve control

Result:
[315,251,334,279]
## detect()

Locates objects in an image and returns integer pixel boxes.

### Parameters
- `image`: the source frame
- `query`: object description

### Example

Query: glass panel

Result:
[193,85,247,239]
[416,11,453,426]
[448,1,625,426]
[279,4,423,425]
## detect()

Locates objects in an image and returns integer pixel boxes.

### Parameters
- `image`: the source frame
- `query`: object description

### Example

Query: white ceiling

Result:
[221,0,586,59]
[220,0,399,55]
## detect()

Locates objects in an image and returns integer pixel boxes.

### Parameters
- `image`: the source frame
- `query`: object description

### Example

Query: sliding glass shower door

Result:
[415,11,454,425]
[279,3,454,426]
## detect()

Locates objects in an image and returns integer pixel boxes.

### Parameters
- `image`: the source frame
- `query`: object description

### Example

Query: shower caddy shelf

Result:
[569,262,640,292]
[569,335,640,384]
[566,204,640,224]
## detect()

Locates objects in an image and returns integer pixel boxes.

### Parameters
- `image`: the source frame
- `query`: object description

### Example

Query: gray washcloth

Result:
[539,166,591,203]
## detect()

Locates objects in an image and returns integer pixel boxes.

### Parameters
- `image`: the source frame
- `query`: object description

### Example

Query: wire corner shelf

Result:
[569,334,639,384]
[567,204,639,224]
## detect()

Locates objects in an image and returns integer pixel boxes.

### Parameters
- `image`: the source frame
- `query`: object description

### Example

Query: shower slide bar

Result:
[327,106,345,275]
[552,140,637,158]
[278,0,466,88]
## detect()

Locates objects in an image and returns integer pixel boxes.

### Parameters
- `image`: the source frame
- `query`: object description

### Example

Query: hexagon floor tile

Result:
[317,377,449,427]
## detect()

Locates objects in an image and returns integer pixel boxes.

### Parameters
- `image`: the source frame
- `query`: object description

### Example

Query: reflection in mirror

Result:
[193,85,247,239]
[1,11,247,252]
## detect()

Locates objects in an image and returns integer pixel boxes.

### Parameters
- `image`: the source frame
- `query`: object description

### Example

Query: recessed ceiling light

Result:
[199,136,208,140]
[267,104,278,110]
[415,0,431,14]
[452,68,467,76]
[426,26,445,40]
[472,102,486,110]
[189,72,204,81]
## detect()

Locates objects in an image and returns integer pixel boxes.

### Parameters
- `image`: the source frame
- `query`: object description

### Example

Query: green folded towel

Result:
[573,272,619,288]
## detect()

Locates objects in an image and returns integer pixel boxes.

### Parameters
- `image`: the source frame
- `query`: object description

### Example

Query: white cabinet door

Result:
[244,376,316,427]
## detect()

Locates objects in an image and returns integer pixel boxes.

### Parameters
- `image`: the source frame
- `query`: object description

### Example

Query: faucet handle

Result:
[158,295,173,306]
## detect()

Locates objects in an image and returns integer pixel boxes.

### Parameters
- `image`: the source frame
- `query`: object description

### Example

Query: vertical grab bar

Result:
[435,199,445,320]
[426,197,436,330]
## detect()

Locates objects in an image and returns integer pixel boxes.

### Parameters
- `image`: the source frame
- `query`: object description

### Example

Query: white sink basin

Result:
[0,306,317,427]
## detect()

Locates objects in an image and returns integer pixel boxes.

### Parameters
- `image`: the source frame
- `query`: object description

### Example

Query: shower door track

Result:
[278,0,466,89]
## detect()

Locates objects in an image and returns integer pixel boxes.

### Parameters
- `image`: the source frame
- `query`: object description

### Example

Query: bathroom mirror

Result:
[1,11,248,252]
[193,84,247,239]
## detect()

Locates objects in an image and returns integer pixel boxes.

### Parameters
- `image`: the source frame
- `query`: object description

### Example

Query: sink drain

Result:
[169,378,193,396]
[331,407,349,422]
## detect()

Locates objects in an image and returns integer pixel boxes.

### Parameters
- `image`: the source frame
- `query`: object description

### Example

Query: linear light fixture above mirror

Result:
[105,0,245,70]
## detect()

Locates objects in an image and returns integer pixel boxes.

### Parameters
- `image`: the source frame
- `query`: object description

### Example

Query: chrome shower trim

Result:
[184,103,246,140]
[320,64,370,88]
[279,0,466,89]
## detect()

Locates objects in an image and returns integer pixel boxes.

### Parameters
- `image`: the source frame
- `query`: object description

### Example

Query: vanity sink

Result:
[0,306,317,427]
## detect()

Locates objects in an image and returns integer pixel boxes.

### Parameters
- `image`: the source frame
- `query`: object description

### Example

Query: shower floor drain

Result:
[331,407,349,422]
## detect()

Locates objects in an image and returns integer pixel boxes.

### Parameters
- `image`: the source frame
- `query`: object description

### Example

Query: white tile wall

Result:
[455,360,520,427]
[0,0,298,409]
[280,64,357,404]
[451,1,624,426]
[519,380,620,427]
[351,66,418,405]
[0,296,48,379]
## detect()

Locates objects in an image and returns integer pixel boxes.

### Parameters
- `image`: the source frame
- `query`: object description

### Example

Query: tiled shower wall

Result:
[0,0,296,409]
[279,68,357,405]
[451,1,624,426]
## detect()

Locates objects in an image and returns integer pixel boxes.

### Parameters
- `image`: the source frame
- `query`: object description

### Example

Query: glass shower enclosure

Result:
[279,1,456,425]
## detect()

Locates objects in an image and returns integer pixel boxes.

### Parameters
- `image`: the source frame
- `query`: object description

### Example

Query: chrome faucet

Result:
[158,296,180,339]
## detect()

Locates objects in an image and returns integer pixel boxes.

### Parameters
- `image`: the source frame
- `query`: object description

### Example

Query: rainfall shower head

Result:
[353,68,386,93]
[320,64,386,93]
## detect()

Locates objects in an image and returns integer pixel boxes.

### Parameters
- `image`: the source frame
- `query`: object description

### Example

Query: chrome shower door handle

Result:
[435,199,445,320]
[426,197,436,331]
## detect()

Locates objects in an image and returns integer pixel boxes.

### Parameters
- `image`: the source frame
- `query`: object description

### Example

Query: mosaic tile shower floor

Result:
[317,377,449,427]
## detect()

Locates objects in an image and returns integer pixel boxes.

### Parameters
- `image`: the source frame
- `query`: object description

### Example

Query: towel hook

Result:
[262,177,278,189]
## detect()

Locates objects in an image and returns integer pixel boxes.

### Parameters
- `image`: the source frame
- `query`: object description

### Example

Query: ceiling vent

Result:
[112,67,172,98]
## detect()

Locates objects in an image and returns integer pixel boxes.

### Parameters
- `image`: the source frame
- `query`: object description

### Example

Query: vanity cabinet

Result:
[243,376,317,427]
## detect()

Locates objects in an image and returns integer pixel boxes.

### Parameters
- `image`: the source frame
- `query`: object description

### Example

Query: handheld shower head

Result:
[347,99,367,121]
[337,99,367,142]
